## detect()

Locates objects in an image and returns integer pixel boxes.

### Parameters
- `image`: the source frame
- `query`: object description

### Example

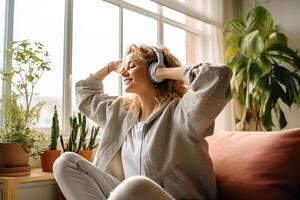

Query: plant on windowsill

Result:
[224,5,300,131]
[78,119,100,161]
[40,105,61,172]
[60,112,100,161]
[0,40,50,172]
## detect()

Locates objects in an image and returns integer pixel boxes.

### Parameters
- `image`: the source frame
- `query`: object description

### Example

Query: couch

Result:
[206,128,300,200]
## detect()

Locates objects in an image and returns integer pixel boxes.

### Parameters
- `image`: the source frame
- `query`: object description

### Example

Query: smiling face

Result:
[121,53,154,95]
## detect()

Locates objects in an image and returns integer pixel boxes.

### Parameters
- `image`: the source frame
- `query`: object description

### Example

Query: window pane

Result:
[124,0,157,13]
[0,0,5,68]
[186,17,212,63]
[13,0,64,127]
[163,7,185,24]
[0,0,5,127]
[185,31,201,66]
[123,9,157,48]
[164,24,186,65]
[72,0,119,114]
[123,9,157,94]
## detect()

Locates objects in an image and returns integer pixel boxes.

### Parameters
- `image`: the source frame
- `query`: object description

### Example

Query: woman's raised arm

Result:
[156,67,184,81]
[92,60,122,80]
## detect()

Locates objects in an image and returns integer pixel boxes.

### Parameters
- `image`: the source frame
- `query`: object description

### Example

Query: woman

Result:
[54,44,232,200]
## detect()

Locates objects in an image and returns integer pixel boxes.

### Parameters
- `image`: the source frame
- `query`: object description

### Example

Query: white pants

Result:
[53,152,174,200]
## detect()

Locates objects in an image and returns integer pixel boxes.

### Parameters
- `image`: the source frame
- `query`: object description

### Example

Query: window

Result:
[0,0,5,68]
[123,9,157,49]
[0,0,5,127]
[13,0,65,127]
[163,7,185,24]
[1,0,214,132]
[72,0,119,103]
[164,24,186,65]
[123,0,157,13]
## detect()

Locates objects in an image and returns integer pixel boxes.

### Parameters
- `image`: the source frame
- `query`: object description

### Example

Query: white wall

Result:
[241,0,300,130]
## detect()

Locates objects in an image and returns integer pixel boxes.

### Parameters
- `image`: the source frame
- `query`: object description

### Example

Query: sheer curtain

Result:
[190,0,241,131]
[152,0,241,131]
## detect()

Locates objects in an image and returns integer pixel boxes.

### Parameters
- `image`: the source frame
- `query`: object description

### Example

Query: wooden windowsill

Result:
[0,168,61,200]
[0,168,54,183]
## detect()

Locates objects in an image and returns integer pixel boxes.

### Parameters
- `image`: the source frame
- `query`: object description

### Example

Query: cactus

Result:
[87,125,100,150]
[78,114,89,151]
[49,105,60,150]
[60,112,100,153]
[60,134,66,152]
[60,113,81,152]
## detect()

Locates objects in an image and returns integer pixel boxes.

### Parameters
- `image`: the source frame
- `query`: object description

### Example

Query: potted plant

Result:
[40,105,61,172]
[0,40,50,172]
[224,5,300,131]
[60,112,82,153]
[60,112,100,161]
[78,123,100,161]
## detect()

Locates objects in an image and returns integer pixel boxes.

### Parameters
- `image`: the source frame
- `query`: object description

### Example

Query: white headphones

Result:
[148,46,166,83]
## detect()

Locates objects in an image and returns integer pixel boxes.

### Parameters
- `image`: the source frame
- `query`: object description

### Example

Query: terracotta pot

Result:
[40,149,61,172]
[0,142,30,167]
[79,150,93,161]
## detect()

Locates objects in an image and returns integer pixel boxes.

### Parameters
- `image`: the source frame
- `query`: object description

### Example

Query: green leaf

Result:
[224,18,247,62]
[237,90,246,106]
[246,6,274,38]
[234,67,246,93]
[225,18,246,31]
[248,62,262,93]
[228,55,247,73]
[287,77,299,103]
[238,30,264,59]
[273,103,287,129]
[278,106,287,129]
[267,43,300,70]
[274,65,289,83]
[269,32,288,46]
[273,65,300,105]
[258,51,272,71]
[274,103,280,119]
[260,94,275,131]
[26,74,34,82]
[273,80,292,107]
[260,106,273,131]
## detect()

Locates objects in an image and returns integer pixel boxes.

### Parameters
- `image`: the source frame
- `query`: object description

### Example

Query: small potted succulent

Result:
[40,105,61,172]
[60,112,100,161]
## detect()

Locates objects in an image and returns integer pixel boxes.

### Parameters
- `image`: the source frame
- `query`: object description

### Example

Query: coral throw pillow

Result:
[206,128,300,200]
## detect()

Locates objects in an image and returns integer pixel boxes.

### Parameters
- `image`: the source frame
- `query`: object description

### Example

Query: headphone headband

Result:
[148,46,166,83]
[150,46,165,67]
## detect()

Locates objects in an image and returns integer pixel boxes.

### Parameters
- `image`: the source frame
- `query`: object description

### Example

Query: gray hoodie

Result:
[75,63,232,200]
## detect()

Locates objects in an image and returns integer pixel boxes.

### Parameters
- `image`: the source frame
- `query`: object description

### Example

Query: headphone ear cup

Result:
[148,62,158,83]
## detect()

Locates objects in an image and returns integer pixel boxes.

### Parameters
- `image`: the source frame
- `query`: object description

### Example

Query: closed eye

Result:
[129,64,136,69]
[122,59,138,72]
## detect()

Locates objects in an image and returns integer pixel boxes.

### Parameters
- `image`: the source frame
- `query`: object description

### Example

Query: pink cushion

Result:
[206,128,300,200]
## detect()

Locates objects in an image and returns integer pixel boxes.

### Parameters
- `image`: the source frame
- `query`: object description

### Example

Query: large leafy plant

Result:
[0,40,51,159]
[224,5,300,131]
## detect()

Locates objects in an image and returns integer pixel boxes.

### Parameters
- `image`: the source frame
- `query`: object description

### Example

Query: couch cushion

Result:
[206,128,300,200]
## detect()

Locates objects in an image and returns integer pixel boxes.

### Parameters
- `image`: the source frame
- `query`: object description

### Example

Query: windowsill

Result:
[0,168,54,181]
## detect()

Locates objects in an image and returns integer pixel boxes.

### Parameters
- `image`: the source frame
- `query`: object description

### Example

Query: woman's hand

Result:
[107,60,123,73]
[92,60,123,80]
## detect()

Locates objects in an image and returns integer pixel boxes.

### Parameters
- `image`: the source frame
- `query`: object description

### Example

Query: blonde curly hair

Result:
[120,44,188,112]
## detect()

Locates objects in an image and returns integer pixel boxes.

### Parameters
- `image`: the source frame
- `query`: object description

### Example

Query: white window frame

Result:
[1,0,216,135]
